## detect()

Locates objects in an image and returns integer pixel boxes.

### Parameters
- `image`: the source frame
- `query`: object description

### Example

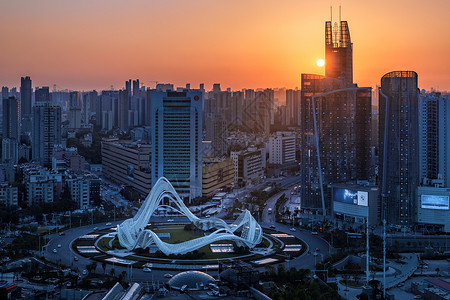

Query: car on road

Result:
[413,295,422,299]
[311,231,318,235]
[167,219,174,222]
[315,248,320,252]
[106,222,112,226]
[290,228,296,232]
[269,225,276,229]
[57,244,61,248]
[74,257,78,261]
[82,270,88,275]
[397,283,404,287]
[93,227,98,231]
[53,249,57,253]
[143,268,152,272]
[164,274,173,278]
[59,232,65,236]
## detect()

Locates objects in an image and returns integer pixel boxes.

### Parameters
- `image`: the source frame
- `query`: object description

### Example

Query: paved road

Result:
[46,177,332,282]
[260,184,333,270]
[44,221,179,283]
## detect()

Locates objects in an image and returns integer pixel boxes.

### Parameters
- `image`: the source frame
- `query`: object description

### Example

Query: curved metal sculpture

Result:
[116,177,263,255]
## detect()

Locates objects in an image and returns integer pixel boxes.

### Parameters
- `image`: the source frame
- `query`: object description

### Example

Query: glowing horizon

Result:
[0,1,449,92]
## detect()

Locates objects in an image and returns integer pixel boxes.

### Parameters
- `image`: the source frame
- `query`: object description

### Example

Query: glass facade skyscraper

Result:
[151,91,202,199]
[379,71,419,225]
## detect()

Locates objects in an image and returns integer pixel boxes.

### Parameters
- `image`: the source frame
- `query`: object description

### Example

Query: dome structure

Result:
[168,271,215,291]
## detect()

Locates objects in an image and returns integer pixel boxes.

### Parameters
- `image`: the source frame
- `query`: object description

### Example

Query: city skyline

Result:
[1,1,449,91]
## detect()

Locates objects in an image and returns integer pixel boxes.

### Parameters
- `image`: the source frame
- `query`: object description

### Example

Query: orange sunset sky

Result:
[1,0,449,92]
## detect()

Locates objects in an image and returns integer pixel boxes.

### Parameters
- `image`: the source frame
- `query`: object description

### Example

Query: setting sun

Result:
[317,59,325,67]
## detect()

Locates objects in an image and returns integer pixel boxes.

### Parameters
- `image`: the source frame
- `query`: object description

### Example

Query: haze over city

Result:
[1,0,449,91]
[0,1,449,300]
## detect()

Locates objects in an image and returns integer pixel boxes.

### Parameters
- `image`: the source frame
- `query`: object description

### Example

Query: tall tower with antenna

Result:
[325,6,353,86]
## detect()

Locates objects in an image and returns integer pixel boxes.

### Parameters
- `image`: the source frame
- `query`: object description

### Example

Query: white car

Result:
[167,219,174,222]
[311,231,318,235]
[57,244,61,248]
[82,270,88,275]
[143,268,152,272]
[53,249,57,253]
[290,228,297,232]
[106,222,112,226]
[164,274,173,278]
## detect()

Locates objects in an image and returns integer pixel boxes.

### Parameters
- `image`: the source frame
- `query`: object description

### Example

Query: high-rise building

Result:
[300,18,372,212]
[35,87,51,104]
[2,87,9,100]
[205,114,228,157]
[286,89,301,126]
[419,92,450,187]
[69,91,82,128]
[20,76,32,133]
[119,90,129,131]
[151,91,202,198]
[379,71,419,225]
[2,96,20,140]
[325,20,353,85]
[32,104,62,167]
[133,79,140,97]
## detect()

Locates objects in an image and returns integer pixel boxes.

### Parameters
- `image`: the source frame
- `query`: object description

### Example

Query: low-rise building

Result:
[416,186,450,233]
[202,158,234,197]
[101,139,151,196]
[268,131,296,166]
[66,171,101,209]
[52,146,86,171]
[231,147,264,186]
[331,181,379,226]
[0,183,18,207]
[22,164,63,206]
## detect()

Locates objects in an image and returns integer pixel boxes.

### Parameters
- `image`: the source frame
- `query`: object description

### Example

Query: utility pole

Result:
[383,219,386,298]
[366,218,369,286]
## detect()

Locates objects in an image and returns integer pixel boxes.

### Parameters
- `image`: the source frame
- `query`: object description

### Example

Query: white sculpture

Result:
[116,177,263,255]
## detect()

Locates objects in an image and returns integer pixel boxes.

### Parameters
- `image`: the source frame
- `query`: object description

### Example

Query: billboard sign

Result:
[421,195,449,210]
[333,188,368,207]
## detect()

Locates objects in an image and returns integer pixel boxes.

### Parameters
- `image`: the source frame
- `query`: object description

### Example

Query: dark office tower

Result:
[286,89,301,126]
[20,76,32,133]
[35,87,50,104]
[325,20,353,85]
[119,90,129,131]
[32,104,62,167]
[132,79,139,97]
[379,71,419,226]
[300,18,372,212]
[2,97,20,140]
[125,80,132,97]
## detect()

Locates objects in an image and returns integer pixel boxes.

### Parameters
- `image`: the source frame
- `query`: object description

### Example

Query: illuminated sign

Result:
[421,195,449,210]
[333,188,368,207]
[357,191,368,206]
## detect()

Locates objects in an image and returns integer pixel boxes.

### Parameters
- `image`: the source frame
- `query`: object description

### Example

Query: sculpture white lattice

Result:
[116,177,263,255]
